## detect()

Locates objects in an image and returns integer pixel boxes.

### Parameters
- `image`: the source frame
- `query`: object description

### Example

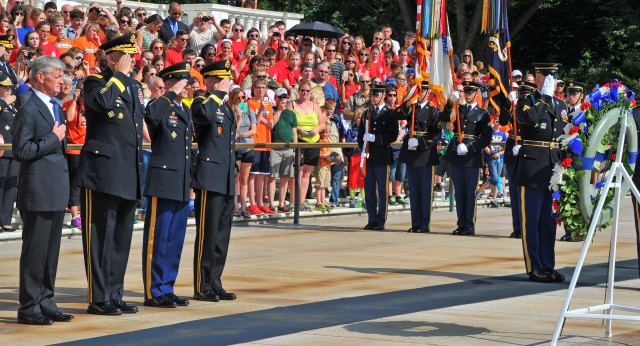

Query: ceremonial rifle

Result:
[359,108,371,177]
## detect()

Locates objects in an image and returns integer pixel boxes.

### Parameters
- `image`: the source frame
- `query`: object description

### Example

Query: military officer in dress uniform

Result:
[0,72,18,233]
[191,60,238,302]
[500,80,537,239]
[514,62,567,283]
[442,81,492,236]
[78,33,144,315]
[559,81,585,242]
[0,35,17,89]
[358,83,399,231]
[142,62,194,308]
[393,81,441,233]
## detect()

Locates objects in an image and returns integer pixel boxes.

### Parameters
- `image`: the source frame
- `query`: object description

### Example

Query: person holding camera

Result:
[188,12,217,55]
[72,22,101,69]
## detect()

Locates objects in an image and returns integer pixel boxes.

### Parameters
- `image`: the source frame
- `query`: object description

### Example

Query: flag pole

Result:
[506,42,517,138]
[448,47,462,144]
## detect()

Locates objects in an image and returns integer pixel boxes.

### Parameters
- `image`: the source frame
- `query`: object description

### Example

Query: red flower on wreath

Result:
[580,102,592,111]
[561,157,573,168]
[552,199,559,211]
[556,218,562,226]
[569,126,580,135]
[611,153,617,161]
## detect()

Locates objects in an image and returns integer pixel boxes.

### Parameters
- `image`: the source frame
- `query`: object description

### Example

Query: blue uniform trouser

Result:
[520,186,556,273]
[407,165,434,229]
[450,165,479,229]
[631,195,640,277]
[142,197,189,299]
[139,151,152,215]
[330,162,343,204]
[505,163,521,233]
[364,162,389,225]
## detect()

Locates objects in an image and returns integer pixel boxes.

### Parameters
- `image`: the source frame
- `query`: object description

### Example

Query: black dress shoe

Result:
[144,295,177,308]
[110,300,138,313]
[549,270,565,282]
[194,290,220,302]
[458,228,475,236]
[509,231,522,239]
[87,302,122,316]
[528,269,554,283]
[363,223,375,230]
[166,293,189,306]
[559,234,570,241]
[407,227,415,233]
[371,224,385,231]
[17,312,53,325]
[43,310,74,322]
[452,227,464,235]
[2,227,16,232]
[414,227,430,233]
[214,289,237,300]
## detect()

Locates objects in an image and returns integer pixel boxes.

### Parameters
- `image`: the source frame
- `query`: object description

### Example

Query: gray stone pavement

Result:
[2,204,640,345]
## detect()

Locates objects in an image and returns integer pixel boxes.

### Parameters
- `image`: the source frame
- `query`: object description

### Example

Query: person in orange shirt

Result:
[246,78,276,215]
[182,48,204,90]
[314,129,333,211]
[36,21,59,58]
[49,15,72,55]
[72,22,101,69]
[64,81,87,228]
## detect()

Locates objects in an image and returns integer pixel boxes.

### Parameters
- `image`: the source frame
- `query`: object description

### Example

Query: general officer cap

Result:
[461,80,482,92]
[420,79,430,88]
[200,60,232,80]
[0,72,12,87]
[158,61,195,84]
[370,83,386,95]
[566,81,585,94]
[0,34,14,49]
[517,80,537,91]
[99,33,138,55]
[532,62,562,77]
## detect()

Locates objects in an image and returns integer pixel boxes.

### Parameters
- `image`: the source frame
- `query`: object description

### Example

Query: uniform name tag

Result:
[168,118,179,127]
[541,123,547,129]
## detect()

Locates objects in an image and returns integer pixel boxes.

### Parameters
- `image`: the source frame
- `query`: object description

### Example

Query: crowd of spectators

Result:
[0,0,550,227]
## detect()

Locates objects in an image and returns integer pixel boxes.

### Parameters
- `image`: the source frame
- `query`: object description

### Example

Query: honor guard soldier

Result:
[393,80,441,233]
[142,62,194,308]
[442,81,492,236]
[0,72,18,233]
[357,83,399,231]
[500,81,537,239]
[514,62,567,283]
[559,81,585,242]
[78,33,144,315]
[191,60,238,302]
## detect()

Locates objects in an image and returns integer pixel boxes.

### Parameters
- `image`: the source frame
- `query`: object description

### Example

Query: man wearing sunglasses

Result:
[344,72,372,121]
[159,2,188,44]
[442,81,492,237]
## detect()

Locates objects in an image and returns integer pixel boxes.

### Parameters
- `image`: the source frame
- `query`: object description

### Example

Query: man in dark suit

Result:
[78,33,144,315]
[514,62,567,283]
[12,56,71,325]
[393,81,441,233]
[191,60,237,302]
[142,62,194,308]
[158,2,188,44]
[357,84,399,231]
[0,72,18,233]
[441,81,492,236]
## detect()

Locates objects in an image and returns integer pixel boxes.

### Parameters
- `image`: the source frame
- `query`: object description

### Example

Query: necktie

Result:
[570,107,575,113]
[172,22,177,36]
[50,98,62,125]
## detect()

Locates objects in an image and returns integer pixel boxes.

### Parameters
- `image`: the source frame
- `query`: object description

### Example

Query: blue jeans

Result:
[488,158,503,187]
[330,162,343,203]
[140,151,152,214]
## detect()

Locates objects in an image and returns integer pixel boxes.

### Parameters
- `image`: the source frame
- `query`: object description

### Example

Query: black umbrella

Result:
[287,21,345,39]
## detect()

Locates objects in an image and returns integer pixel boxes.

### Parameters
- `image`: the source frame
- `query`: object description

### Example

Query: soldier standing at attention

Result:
[191,60,237,302]
[515,62,567,283]
[442,81,492,236]
[142,62,194,308]
[358,83,399,231]
[393,80,441,233]
[79,33,144,315]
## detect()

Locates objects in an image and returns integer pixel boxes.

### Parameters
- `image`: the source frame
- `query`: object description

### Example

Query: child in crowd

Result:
[344,108,365,208]
[315,129,333,211]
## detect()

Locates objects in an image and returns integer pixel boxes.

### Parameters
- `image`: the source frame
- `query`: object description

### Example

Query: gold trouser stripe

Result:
[145,197,158,299]
[85,189,93,303]
[384,165,389,222]
[196,191,207,293]
[635,200,640,243]
[429,166,435,229]
[521,186,531,273]
[473,173,479,226]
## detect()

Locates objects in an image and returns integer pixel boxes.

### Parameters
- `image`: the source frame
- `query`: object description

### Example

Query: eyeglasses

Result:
[234,28,244,33]
[359,80,371,84]
[249,34,260,38]
[345,60,355,64]
[342,42,352,45]
[303,43,312,47]
[178,38,188,42]
[254,75,267,79]
[207,52,216,56]
[153,46,163,50]
[99,14,108,18]
[157,86,166,90]
[14,12,24,17]
[75,55,83,60]
[463,55,471,58]
[120,19,130,24]
[38,29,50,34]
[277,95,288,99]
[359,53,368,56]
[136,12,147,17]
[387,94,397,97]
[279,46,289,50]
[325,49,336,53]
[374,37,383,40]
[195,64,204,68]
[299,89,310,93]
